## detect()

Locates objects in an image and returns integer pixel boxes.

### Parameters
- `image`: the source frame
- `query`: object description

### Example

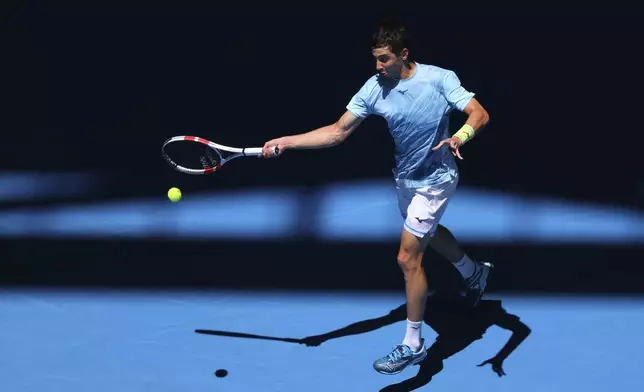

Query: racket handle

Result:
[243,146,280,156]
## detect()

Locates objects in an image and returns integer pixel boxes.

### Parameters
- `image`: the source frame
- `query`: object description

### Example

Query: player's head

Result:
[371,19,412,79]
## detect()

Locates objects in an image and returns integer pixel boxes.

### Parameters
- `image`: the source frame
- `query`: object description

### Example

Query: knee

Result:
[397,248,422,273]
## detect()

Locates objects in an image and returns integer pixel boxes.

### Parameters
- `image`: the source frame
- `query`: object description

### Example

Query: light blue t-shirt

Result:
[346,63,475,188]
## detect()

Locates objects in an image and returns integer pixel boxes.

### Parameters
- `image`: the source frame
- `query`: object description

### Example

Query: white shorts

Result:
[397,177,458,238]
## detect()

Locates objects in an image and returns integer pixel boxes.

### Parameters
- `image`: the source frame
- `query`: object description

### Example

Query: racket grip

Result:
[243,146,280,156]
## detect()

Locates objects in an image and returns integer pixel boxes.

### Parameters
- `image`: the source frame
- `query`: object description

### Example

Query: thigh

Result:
[403,179,458,239]
[396,185,415,219]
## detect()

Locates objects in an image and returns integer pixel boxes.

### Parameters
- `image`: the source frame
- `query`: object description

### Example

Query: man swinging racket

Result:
[261,19,492,375]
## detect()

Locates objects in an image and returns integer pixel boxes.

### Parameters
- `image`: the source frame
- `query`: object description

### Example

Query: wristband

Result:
[453,124,475,144]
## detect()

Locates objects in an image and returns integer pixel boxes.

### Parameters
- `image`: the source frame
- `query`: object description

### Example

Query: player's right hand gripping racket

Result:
[161,136,279,175]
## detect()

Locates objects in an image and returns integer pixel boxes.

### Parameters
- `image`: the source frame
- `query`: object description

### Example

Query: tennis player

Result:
[262,19,492,375]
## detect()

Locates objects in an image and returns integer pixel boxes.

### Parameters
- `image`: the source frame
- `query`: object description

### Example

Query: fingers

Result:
[432,139,448,151]
[261,144,281,158]
[449,139,462,159]
[448,139,463,160]
[433,139,464,159]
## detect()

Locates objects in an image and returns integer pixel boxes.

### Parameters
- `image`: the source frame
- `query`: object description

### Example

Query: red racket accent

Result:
[184,136,211,146]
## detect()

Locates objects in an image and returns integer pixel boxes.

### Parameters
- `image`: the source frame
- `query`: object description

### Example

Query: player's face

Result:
[373,46,408,79]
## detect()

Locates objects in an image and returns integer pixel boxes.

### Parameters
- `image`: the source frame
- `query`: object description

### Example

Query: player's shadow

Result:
[370,295,529,391]
[195,258,530,391]
[195,291,531,392]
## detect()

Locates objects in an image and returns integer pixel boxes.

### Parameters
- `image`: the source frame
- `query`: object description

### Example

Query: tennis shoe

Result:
[464,261,493,305]
[373,339,426,375]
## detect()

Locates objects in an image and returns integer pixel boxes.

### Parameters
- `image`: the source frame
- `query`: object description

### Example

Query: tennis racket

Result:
[161,135,279,175]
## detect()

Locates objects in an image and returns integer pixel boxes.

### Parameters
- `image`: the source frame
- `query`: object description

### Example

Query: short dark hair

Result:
[372,19,412,57]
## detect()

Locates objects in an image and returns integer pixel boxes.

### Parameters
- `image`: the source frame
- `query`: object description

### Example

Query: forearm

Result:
[464,108,490,132]
[279,125,344,150]
[454,107,490,144]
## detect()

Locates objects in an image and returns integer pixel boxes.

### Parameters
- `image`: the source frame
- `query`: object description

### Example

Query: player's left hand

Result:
[432,136,464,160]
[477,356,506,377]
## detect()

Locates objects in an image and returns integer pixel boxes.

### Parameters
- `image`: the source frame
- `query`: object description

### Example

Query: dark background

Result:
[1,2,642,294]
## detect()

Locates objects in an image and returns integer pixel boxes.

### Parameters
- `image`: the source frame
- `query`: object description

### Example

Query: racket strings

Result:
[200,148,221,169]
[163,141,222,171]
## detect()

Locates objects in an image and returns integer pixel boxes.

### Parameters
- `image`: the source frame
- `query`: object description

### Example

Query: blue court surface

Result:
[1,289,642,391]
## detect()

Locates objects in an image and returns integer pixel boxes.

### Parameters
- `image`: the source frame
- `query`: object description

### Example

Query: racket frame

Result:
[161,135,277,175]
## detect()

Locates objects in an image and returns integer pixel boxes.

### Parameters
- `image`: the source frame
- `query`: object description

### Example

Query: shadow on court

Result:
[195,291,532,391]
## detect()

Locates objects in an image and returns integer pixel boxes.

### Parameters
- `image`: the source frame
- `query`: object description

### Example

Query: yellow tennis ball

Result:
[167,187,182,202]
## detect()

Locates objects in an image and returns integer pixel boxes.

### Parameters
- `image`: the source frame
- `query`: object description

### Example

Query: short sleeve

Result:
[441,71,475,111]
[346,80,374,118]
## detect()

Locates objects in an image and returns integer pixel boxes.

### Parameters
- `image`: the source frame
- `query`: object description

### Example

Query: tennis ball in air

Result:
[167,187,182,202]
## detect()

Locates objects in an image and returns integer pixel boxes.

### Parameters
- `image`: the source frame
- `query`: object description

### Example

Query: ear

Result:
[400,48,409,61]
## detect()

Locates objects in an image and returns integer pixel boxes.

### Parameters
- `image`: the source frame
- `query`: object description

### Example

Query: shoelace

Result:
[387,345,409,362]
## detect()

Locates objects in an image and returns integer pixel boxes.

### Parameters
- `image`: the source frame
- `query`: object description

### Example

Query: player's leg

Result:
[373,187,439,375]
[373,227,431,375]
[408,177,491,302]
[429,223,492,302]
[428,224,464,262]
[398,228,431,351]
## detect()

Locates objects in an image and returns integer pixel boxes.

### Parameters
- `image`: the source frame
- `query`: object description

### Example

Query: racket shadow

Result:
[194,329,304,344]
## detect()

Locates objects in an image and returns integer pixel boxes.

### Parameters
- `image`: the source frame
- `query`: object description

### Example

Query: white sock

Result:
[454,254,477,279]
[402,319,422,352]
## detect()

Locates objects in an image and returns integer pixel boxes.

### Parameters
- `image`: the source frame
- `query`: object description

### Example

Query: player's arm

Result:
[433,72,490,158]
[284,110,365,149]
[460,98,490,136]
[445,72,490,145]
[262,111,365,155]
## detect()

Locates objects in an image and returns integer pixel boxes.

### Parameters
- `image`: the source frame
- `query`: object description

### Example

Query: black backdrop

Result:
[1,3,642,293]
